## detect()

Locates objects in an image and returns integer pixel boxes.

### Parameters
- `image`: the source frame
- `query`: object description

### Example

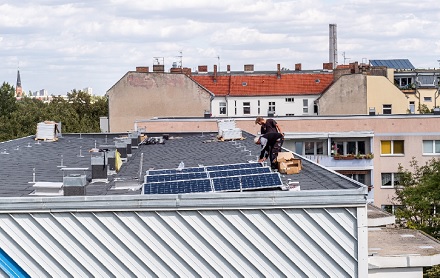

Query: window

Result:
[258,100,260,115]
[381,205,403,215]
[383,104,392,114]
[381,173,402,188]
[303,99,308,113]
[285,97,294,102]
[219,102,226,115]
[424,97,432,102]
[423,140,440,154]
[332,141,366,155]
[303,141,324,155]
[381,140,404,155]
[234,101,237,115]
[268,102,275,112]
[345,174,366,184]
[394,77,413,89]
[243,102,250,115]
[286,113,295,116]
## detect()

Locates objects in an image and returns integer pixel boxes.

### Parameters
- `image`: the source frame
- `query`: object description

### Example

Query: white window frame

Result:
[219,102,226,115]
[381,173,401,188]
[243,102,251,115]
[268,101,275,112]
[285,97,294,102]
[383,104,392,114]
[423,140,440,155]
[303,99,309,113]
[424,96,432,102]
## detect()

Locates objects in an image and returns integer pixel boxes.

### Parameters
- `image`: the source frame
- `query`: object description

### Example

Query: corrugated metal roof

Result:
[0,198,364,277]
[370,59,415,70]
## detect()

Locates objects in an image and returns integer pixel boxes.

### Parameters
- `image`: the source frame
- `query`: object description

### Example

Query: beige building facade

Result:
[107,70,212,132]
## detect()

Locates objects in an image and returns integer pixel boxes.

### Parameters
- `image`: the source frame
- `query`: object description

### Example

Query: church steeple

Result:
[16,68,23,97]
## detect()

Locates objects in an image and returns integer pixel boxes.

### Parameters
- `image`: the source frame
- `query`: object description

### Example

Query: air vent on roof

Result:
[242,82,247,86]
[315,79,320,83]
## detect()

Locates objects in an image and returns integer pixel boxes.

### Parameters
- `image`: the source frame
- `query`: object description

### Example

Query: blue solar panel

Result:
[147,167,205,176]
[208,167,271,178]
[206,162,262,172]
[146,172,208,183]
[370,59,414,70]
[213,173,283,192]
[143,178,212,194]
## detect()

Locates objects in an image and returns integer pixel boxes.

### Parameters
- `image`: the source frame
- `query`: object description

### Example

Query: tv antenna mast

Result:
[176,51,183,68]
[153,57,164,65]
[342,52,350,65]
[214,55,220,71]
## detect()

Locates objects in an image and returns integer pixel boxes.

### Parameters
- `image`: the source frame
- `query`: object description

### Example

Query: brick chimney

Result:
[227,65,231,73]
[323,63,333,70]
[295,63,302,71]
[244,64,254,73]
[214,65,217,82]
[198,65,208,73]
[277,64,281,78]
[136,66,149,73]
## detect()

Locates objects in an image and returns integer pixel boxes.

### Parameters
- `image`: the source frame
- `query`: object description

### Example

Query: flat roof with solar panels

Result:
[143,162,283,194]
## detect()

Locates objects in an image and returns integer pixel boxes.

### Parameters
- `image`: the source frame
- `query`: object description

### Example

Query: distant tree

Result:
[418,104,432,114]
[394,158,440,239]
[0,82,17,117]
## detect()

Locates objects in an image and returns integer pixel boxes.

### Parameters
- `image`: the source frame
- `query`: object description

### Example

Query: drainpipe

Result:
[415,72,421,113]
[226,65,231,117]
[435,73,440,108]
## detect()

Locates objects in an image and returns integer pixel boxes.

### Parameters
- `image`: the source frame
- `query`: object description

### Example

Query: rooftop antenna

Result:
[153,57,164,65]
[57,154,65,168]
[215,55,220,71]
[138,153,144,183]
[28,168,36,184]
[342,52,351,65]
[176,51,183,68]
[77,146,84,158]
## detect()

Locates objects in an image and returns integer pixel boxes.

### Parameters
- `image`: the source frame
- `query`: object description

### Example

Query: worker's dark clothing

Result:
[260,119,278,134]
[259,132,284,168]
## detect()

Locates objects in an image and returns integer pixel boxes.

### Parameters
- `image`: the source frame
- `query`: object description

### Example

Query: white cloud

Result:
[0,0,439,95]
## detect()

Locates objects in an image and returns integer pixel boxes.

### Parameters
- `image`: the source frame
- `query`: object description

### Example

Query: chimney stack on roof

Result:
[198,65,208,73]
[227,65,231,73]
[153,65,164,73]
[214,65,217,82]
[277,64,281,78]
[136,66,149,73]
[323,63,333,70]
[295,63,302,71]
[244,64,254,73]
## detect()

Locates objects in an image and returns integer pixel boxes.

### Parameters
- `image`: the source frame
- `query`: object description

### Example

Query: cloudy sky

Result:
[1,0,439,96]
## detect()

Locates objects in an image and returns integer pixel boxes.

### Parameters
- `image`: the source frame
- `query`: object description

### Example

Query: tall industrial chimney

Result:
[329,24,338,69]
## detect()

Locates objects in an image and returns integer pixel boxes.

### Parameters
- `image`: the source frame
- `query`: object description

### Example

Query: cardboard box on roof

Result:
[277,152,294,163]
[278,152,302,174]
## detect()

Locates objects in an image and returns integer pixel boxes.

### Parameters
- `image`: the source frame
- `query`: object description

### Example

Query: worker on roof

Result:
[255,116,283,135]
[254,132,284,169]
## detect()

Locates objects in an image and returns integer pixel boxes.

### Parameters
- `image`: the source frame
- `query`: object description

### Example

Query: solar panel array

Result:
[370,59,415,70]
[143,162,284,195]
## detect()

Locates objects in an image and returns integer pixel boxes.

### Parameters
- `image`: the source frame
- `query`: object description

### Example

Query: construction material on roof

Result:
[217,119,243,140]
[277,152,302,174]
[35,121,61,141]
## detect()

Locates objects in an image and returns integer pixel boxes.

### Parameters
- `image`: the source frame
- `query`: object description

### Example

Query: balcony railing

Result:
[303,155,374,168]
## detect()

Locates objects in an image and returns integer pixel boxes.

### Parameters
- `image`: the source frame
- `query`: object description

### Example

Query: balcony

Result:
[303,155,374,169]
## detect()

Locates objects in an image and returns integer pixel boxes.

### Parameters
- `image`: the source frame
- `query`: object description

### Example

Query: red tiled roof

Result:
[191,73,333,97]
